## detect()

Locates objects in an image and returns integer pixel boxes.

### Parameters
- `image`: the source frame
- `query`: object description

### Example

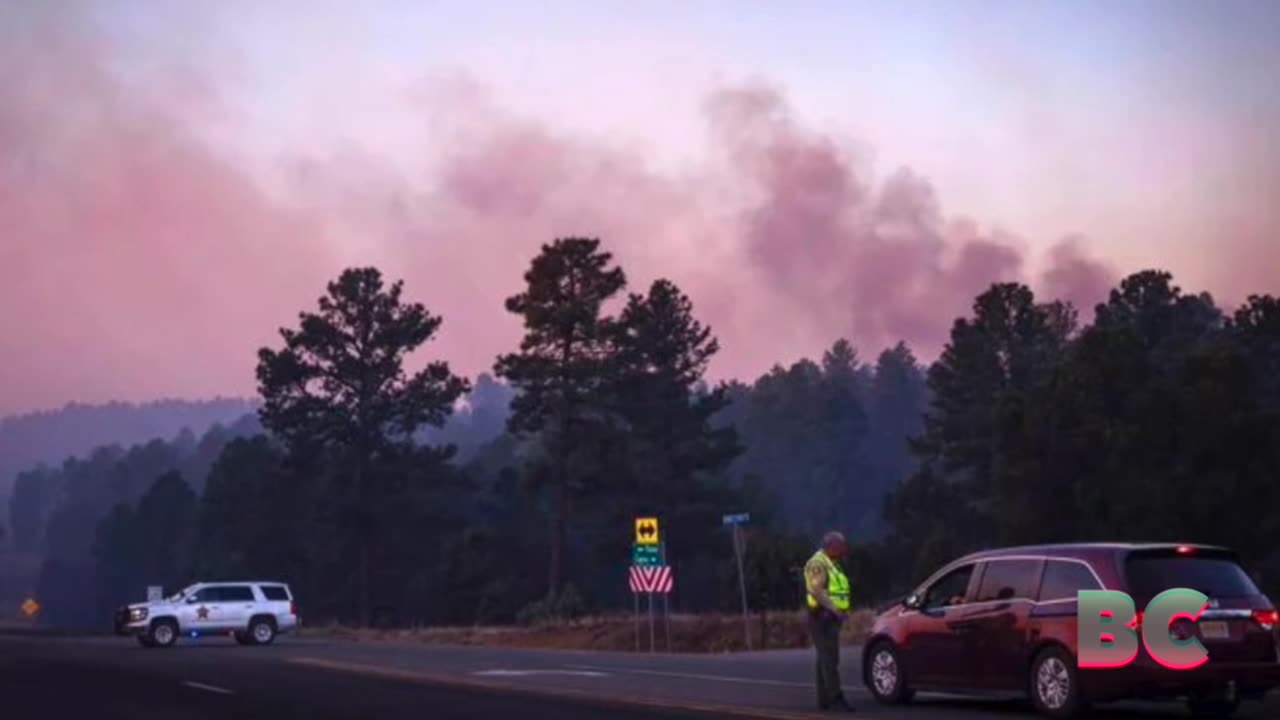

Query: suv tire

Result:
[1029,646,1086,719]
[147,619,178,649]
[866,641,913,704]
[247,616,276,646]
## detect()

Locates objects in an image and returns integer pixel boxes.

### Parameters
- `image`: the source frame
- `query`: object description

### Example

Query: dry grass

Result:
[299,608,876,653]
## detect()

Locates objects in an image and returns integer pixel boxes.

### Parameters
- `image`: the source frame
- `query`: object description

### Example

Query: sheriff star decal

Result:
[196,605,210,620]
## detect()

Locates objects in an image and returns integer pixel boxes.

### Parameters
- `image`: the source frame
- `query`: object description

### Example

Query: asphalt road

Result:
[3,633,1280,719]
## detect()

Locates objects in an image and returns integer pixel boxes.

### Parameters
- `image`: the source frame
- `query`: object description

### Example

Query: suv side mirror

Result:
[185,595,199,604]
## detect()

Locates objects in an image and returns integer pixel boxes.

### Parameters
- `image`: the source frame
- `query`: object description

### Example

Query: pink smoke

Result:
[1040,236,1118,317]
[0,11,1212,417]
[0,6,341,414]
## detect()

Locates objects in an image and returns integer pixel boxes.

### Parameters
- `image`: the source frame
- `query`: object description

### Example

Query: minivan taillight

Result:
[1252,609,1278,629]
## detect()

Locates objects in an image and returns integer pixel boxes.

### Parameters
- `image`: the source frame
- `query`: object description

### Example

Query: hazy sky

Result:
[2,0,1278,416]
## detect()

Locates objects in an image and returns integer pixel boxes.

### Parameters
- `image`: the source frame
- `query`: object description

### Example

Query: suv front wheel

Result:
[147,619,178,649]
[247,616,276,646]
[1029,646,1086,718]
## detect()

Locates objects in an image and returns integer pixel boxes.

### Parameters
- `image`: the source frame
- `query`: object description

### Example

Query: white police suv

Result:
[114,581,299,648]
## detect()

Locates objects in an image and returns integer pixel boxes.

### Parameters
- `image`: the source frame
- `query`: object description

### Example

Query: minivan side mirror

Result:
[904,593,921,609]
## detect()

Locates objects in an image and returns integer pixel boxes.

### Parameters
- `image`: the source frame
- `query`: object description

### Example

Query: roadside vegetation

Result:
[301,609,878,653]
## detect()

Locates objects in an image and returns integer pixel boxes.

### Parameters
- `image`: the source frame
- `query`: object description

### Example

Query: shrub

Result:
[515,584,586,626]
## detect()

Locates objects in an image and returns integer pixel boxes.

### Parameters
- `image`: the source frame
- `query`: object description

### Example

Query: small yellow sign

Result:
[20,598,40,618]
[635,517,660,546]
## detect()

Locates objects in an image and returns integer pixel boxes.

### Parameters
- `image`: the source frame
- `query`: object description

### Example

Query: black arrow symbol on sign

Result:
[638,522,656,539]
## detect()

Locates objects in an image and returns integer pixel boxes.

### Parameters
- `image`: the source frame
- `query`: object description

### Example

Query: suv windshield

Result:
[1124,550,1261,599]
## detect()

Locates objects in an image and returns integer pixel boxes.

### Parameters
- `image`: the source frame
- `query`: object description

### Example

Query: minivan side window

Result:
[922,565,975,609]
[975,559,1042,602]
[1037,560,1101,602]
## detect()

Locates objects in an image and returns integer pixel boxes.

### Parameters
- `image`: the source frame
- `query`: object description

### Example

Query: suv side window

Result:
[975,559,1042,602]
[219,586,256,602]
[1037,560,1101,601]
[189,587,219,603]
[260,585,290,602]
[922,564,975,609]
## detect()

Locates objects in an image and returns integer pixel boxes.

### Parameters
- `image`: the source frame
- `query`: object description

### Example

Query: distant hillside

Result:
[0,398,258,504]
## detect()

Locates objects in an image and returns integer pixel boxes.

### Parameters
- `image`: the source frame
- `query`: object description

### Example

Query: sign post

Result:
[648,592,655,653]
[661,541,671,652]
[723,513,752,651]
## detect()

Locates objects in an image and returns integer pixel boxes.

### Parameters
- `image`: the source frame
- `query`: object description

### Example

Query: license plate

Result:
[1200,621,1229,639]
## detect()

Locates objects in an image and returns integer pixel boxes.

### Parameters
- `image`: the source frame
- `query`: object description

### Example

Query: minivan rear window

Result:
[1124,551,1261,599]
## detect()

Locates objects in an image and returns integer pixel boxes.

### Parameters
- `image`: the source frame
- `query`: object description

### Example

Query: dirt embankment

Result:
[0,548,41,624]
[300,609,876,652]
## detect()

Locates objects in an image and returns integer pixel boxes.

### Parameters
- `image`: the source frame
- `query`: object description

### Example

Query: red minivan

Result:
[862,543,1280,718]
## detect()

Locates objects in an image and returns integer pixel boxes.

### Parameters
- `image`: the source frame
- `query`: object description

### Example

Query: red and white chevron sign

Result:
[629,565,674,594]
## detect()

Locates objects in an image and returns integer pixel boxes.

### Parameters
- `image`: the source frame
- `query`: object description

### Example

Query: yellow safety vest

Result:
[805,550,851,611]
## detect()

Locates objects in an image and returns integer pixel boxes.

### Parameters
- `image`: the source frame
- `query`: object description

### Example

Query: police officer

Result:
[805,531,854,712]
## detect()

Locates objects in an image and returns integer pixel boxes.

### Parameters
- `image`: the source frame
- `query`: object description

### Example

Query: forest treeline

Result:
[0,398,255,502]
[7,237,1279,629]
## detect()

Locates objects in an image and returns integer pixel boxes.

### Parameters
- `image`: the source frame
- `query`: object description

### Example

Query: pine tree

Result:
[495,238,627,597]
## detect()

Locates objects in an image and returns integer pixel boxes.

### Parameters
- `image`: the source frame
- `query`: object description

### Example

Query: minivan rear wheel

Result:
[1187,695,1239,718]
[866,641,913,704]
[1029,647,1086,718]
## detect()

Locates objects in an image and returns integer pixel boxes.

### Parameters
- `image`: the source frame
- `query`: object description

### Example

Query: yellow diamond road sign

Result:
[21,598,40,618]
[635,517,659,546]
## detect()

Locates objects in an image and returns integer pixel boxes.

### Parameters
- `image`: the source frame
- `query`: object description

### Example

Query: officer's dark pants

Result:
[808,610,845,708]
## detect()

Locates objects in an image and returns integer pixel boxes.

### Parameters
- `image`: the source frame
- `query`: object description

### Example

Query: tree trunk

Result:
[548,472,569,598]
[354,460,371,627]
[358,540,371,626]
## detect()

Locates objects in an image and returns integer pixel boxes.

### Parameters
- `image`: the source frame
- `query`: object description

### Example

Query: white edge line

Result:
[473,670,610,678]
[562,664,868,693]
[183,681,234,695]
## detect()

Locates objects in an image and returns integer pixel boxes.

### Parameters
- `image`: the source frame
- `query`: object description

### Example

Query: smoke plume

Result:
[1,4,1267,416]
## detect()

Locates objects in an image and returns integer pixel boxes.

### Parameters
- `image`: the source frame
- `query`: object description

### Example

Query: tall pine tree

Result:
[495,238,627,597]
[256,267,469,625]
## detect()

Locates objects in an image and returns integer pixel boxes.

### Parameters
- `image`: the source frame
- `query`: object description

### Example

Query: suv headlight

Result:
[129,607,149,622]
